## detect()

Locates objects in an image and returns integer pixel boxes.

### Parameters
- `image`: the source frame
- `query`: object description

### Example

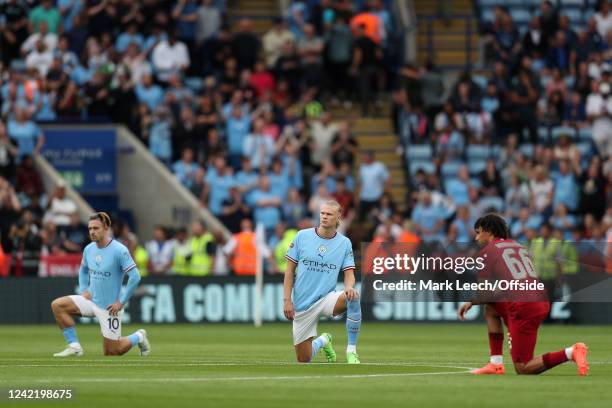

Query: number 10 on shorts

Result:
[107,317,119,331]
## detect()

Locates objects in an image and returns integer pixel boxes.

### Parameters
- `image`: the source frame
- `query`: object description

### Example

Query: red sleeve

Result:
[478,244,496,280]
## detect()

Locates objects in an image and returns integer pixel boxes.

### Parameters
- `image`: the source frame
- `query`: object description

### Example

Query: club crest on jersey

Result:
[317,245,327,259]
[95,255,102,264]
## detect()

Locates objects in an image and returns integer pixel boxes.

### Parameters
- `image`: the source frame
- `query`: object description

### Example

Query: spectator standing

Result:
[146,226,175,275]
[357,151,390,219]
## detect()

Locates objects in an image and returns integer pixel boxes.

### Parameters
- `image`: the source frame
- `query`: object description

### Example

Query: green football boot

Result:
[321,333,336,363]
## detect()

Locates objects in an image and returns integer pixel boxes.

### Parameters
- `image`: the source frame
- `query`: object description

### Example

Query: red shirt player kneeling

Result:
[458,213,589,376]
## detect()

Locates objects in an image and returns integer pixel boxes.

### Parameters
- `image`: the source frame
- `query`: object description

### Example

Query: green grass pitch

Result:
[0,323,611,407]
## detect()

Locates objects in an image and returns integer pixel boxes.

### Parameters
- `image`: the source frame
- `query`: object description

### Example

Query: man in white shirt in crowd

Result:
[146,225,175,275]
[25,40,54,77]
[357,151,390,220]
[152,30,190,83]
[43,182,77,227]
[21,21,57,56]
[263,18,295,68]
[310,112,339,169]
[586,80,612,158]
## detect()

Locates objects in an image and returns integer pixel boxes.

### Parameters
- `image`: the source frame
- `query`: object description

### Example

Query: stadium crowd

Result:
[0,0,610,281]
[0,0,400,276]
[394,0,612,258]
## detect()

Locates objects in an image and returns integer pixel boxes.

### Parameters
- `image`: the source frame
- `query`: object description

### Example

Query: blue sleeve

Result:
[120,267,141,305]
[285,232,299,264]
[119,247,137,273]
[78,257,89,294]
[341,240,355,271]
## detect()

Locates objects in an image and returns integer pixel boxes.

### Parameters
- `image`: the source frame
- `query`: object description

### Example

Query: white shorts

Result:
[292,291,343,345]
[69,295,123,340]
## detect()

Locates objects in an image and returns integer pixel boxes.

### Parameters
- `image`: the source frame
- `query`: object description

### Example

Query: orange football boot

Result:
[470,363,505,375]
[572,343,589,376]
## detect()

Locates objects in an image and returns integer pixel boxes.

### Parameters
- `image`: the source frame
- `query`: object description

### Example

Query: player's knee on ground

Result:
[513,363,535,375]
[296,353,311,363]
[295,350,312,363]
[104,347,121,356]
[103,341,122,356]
[295,343,312,363]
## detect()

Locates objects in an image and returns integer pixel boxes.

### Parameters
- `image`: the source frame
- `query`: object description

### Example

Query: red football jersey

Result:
[478,239,548,303]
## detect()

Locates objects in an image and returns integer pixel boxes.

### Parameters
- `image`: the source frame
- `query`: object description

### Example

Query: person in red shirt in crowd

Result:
[458,213,589,375]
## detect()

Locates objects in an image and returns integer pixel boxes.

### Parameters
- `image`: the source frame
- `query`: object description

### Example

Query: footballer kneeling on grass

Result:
[283,200,361,364]
[50,212,150,357]
[458,213,588,375]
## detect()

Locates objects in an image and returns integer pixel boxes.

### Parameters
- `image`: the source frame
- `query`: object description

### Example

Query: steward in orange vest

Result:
[230,219,258,275]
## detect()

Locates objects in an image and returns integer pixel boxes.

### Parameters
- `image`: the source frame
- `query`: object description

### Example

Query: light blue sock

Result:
[62,327,79,345]
[311,336,326,360]
[346,297,361,350]
[127,332,141,347]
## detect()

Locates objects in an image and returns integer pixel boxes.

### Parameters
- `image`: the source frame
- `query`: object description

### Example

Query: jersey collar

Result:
[98,238,113,249]
[314,227,337,240]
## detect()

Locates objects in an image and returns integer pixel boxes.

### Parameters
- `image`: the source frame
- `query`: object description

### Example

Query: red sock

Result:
[542,350,568,369]
[489,332,503,357]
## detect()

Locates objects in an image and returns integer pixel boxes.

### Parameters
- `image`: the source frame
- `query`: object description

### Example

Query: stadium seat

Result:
[583,9,595,20]
[406,144,433,161]
[491,145,502,159]
[578,128,593,141]
[519,144,535,158]
[537,127,550,143]
[466,145,492,160]
[441,161,464,178]
[479,196,505,212]
[9,59,26,71]
[478,0,502,6]
[563,8,584,24]
[468,160,487,176]
[552,126,577,140]
[410,161,436,176]
[185,77,203,92]
[472,75,489,91]
[576,142,593,159]
[481,8,495,22]
[559,0,585,5]
[517,25,529,36]
[509,8,532,24]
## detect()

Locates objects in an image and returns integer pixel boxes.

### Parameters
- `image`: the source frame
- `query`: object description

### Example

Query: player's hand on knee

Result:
[345,287,359,301]
[284,300,295,321]
[82,291,92,300]
[458,302,472,321]
[106,301,124,316]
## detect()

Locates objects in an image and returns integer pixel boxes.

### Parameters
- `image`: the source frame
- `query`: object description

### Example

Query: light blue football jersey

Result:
[286,228,355,312]
[79,239,138,308]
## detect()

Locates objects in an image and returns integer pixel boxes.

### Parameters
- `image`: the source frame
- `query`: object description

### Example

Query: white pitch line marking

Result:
[1,361,474,368]
[0,368,473,383]
[2,360,612,367]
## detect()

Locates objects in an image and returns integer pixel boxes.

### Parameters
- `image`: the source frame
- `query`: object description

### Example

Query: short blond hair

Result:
[321,200,343,228]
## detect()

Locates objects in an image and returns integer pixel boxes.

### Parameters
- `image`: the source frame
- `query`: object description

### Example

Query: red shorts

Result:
[494,302,551,364]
